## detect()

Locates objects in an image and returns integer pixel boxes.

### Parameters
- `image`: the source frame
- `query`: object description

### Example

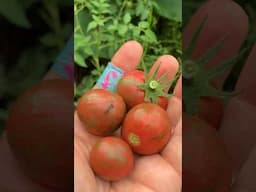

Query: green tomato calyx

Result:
[182,16,245,115]
[138,64,174,104]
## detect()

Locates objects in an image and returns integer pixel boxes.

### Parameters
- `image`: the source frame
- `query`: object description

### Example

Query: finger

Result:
[174,76,182,99]
[74,139,98,192]
[93,40,143,90]
[149,55,179,92]
[112,40,143,72]
[235,43,256,103]
[232,144,256,192]
[161,119,182,176]
[183,0,248,88]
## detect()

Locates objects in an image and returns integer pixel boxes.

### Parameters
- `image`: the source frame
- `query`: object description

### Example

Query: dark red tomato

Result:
[198,97,224,129]
[121,103,171,155]
[89,137,134,181]
[117,70,168,110]
[183,114,232,192]
[6,79,73,191]
[77,89,126,136]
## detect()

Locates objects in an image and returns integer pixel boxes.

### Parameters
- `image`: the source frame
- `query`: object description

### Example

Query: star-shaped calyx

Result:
[183,16,245,114]
[138,64,174,104]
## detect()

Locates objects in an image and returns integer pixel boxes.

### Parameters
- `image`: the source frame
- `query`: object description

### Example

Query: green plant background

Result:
[74,0,182,103]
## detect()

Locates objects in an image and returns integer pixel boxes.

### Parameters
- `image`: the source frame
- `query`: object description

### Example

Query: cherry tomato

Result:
[198,97,224,129]
[117,70,168,110]
[183,114,231,192]
[77,89,126,136]
[6,79,73,190]
[121,103,172,155]
[89,137,134,181]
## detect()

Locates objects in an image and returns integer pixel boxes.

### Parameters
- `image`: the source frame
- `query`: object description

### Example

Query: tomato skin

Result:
[89,137,134,181]
[183,115,231,192]
[121,103,171,155]
[198,97,224,129]
[117,70,168,110]
[117,70,145,109]
[6,79,73,190]
[77,89,126,136]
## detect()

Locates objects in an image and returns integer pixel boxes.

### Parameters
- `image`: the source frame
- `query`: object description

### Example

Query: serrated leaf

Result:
[123,13,131,24]
[87,21,97,32]
[0,0,31,28]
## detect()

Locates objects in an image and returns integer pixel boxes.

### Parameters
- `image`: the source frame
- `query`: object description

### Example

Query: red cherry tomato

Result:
[6,79,73,190]
[198,97,224,129]
[121,103,172,155]
[77,89,126,136]
[117,70,168,110]
[89,137,134,181]
[183,114,232,192]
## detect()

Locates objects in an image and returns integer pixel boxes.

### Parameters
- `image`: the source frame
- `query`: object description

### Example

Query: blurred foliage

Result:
[0,0,73,132]
[74,0,182,102]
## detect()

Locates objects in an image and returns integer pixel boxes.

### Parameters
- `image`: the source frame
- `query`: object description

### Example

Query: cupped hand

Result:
[74,41,182,192]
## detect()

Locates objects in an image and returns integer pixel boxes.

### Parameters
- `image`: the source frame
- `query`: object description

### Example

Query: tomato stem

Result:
[183,60,198,79]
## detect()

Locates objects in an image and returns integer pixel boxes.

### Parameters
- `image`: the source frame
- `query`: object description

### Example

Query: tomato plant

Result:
[77,89,126,136]
[89,137,134,181]
[6,79,74,190]
[121,103,171,155]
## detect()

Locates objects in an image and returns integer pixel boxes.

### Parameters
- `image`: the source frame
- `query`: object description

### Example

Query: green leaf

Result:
[87,21,97,32]
[123,13,131,24]
[139,21,149,29]
[77,10,92,34]
[0,0,31,28]
[118,25,128,36]
[155,0,182,22]
[145,29,157,42]
[75,53,86,67]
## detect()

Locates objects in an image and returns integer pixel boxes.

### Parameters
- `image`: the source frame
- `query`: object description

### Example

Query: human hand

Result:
[74,41,182,192]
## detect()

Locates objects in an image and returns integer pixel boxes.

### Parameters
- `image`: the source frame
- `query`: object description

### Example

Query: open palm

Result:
[74,41,182,192]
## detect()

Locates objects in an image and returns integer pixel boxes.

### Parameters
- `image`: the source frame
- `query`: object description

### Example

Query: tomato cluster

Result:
[77,69,173,181]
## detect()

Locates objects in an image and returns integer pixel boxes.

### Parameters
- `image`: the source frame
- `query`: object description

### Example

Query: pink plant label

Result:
[96,63,124,92]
